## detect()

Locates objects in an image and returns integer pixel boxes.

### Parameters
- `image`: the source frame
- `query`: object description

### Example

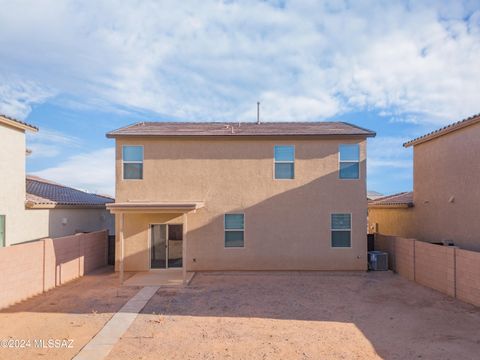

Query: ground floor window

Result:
[331,213,351,247]
[224,213,244,248]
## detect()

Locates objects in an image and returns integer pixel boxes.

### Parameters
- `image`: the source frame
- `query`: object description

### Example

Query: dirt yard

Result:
[0,267,139,360]
[108,271,480,360]
[1,270,480,360]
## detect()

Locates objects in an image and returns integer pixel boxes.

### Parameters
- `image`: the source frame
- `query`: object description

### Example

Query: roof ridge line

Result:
[26,175,107,197]
[404,113,480,147]
[339,121,376,136]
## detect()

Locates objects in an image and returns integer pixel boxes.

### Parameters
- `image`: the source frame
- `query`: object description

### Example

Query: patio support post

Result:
[183,213,187,285]
[119,212,125,284]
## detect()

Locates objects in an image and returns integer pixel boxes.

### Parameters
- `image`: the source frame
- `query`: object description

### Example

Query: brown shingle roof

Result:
[26,175,114,208]
[0,114,38,132]
[106,122,376,138]
[368,192,414,208]
[403,113,480,147]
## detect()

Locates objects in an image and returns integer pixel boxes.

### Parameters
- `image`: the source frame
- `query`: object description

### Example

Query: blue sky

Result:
[1,0,479,196]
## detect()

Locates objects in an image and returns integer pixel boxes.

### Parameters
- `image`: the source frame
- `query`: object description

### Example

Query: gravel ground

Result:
[1,270,479,360]
[107,271,480,360]
[0,267,139,360]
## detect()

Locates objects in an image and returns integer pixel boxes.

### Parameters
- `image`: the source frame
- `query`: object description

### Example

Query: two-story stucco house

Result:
[107,121,376,281]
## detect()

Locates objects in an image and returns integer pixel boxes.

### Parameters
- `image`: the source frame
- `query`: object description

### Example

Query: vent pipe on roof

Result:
[257,101,260,124]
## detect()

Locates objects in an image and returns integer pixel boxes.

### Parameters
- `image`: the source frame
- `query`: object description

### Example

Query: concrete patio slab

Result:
[123,269,195,287]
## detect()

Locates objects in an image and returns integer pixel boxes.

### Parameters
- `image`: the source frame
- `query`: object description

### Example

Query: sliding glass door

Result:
[150,224,183,269]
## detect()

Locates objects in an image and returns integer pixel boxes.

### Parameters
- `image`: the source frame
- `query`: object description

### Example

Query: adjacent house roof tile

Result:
[403,113,480,147]
[107,122,376,138]
[0,114,38,132]
[368,192,413,208]
[26,175,114,208]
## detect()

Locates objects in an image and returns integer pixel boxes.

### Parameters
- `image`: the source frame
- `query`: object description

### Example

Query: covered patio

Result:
[106,201,204,285]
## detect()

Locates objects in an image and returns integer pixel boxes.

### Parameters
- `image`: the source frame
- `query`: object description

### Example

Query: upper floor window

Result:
[123,145,143,180]
[274,145,295,179]
[224,213,245,248]
[331,213,351,248]
[339,144,359,179]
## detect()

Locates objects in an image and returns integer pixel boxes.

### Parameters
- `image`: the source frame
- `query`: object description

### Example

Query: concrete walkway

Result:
[72,286,159,360]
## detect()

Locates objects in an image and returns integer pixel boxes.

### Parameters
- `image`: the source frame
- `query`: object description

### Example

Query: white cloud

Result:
[0,1,479,124]
[27,129,82,159]
[367,136,413,174]
[366,135,414,193]
[0,75,54,119]
[31,147,115,196]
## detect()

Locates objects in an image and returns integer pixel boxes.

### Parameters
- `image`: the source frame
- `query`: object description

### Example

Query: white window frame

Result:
[330,213,352,248]
[273,145,295,180]
[122,145,144,180]
[224,213,245,249]
[338,144,360,180]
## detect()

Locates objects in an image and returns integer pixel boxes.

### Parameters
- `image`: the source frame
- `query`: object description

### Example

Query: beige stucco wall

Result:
[22,208,114,241]
[368,207,415,238]
[0,124,29,246]
[412,122,480,251]
[115,136,369,271]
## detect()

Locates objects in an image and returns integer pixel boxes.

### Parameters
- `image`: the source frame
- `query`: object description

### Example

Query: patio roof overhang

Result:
[106,201,204,214]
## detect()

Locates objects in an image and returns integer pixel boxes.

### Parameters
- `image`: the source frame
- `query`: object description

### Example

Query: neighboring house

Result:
[368,192,415,237]
[24,175,115,239]
[368,113,480,251]
[0,115,114,247]
[106,121,376,280]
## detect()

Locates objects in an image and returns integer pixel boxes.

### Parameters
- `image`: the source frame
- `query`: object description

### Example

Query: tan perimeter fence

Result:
[375,234,480,307]
[0,230,108,310]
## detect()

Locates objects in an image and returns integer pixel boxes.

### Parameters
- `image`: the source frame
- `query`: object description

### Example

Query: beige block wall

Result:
[368,207,415,238]
[0,230,108,310]
[456,249,480,307]
[414,241,455,297]
[374,234,414,280]
[115,137,369,271]
[394,237,415,281]
[375,234,480,308]
[413,122,480,251]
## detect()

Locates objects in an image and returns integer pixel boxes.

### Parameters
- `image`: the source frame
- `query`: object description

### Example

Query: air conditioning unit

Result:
[368,251,388,271]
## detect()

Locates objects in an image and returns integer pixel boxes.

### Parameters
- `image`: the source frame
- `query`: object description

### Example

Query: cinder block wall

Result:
[375,234,480,307]
[414,241,455,297]
[394,237,415,281]
[456,249,480,307]
[0,230,108,310]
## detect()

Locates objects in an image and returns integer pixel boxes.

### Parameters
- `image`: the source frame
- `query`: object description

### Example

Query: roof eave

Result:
[0,116,38,132]
[403,114,480,148]
[368,203,414,209]
[106,133,376,139]
[106,201,205,214]
[26,202,108,209]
